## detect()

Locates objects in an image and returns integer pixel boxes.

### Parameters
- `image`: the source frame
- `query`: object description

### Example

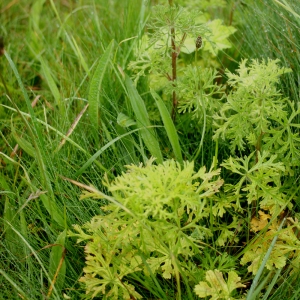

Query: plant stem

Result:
[168,0,177,121]
[252,131,264,217]
[171,25,177,121]
[255,131,264,163]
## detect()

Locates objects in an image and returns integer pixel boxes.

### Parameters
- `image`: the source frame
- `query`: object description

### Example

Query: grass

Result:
[1,1,148,298]
[235,0,300,107]
[0,0,300,299]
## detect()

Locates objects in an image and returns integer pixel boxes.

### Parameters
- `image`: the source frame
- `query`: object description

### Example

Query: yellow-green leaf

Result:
[195,269,246,299]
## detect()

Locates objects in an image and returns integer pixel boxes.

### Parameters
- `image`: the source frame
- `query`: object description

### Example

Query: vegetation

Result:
[0,0,299,299]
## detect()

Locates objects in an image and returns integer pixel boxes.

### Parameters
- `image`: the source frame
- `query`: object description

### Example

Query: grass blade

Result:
[88,40,114,141]
[273,0,300,21]
[3,220,61,299]
[74,127,157,177]
[4,52,64,227]
[11,120,35,158]
[262,268,282,300]
[246,217,287,300]
[48,230,67,298]
[151,90,182,164]
[125,75,163,163]
[0,269,29,300]
[40,57,65,115]
[2,104,109,173]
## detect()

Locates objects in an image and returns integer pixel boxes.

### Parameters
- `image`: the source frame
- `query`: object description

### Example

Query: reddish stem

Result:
[171,26,177,121]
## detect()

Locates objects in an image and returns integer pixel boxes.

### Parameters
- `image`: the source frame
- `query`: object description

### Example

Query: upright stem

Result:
[171,25,177,121]
[168,0,177,121]
[251,131,264,218]
[255,131,264,163]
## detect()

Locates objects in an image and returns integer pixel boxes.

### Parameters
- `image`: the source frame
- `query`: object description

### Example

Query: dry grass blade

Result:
[0,0,19,13]
[56,103,89,151]
[47,247,67,299]
[60,175,136,217]
[59,175,102,194]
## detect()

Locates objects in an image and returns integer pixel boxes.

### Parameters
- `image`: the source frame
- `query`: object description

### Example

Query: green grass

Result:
[1,1,150,298]
[235,0,300,104]
[0,0,300,299]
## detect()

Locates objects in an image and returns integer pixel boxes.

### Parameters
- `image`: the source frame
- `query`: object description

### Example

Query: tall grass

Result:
[0,0,151,298]
[235,0,300,104]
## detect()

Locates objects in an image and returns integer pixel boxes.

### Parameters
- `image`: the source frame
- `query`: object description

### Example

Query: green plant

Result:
[69,158,225,299]
[235,0,300,106]
[69,57,300,300]
[195,269,246,299]
[213,59,299,168]
[2,0,300,299]
[128,1,236,121]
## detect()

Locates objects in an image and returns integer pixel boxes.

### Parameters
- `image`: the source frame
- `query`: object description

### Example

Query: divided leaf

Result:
[241,217,300,275]
[195,269,246,299]
[213,59,292,154]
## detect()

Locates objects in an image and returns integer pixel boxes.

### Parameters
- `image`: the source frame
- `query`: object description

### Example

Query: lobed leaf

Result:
[195,269,246,299]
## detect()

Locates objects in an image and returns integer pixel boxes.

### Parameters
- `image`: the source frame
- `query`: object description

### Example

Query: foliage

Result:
[128,1,236,120]
[194,269,246,300]
[176,65,224,123]
[1,0,300,299]
[221,151,290,214]
[241,214,300,275]
[128,3,236,80]
[69,158,224,298]
[214,59,293,153]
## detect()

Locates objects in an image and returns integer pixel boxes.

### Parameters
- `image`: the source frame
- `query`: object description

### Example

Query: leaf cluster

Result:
[128,3,236,85]
[213,59,300,171]
[71,48,300,300]
[176,65,224,123]
[69,158,227,298]
[195,269,246,300]
[241,213,300,275]
[221,151,291,214]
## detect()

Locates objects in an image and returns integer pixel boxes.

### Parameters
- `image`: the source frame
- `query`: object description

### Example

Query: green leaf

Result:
[30,0,46,33]
[40,56,65,115]
[203,19,237,56]
[11,121,35,158]
[49,230,67,293]
[221,151,291,214]
[213,59,292,154]
[125,75,163,163]
[151,90,183,164]
[70,36,90,75]
[71,216,143,299]
[215,217,239,246]
[117,112,136,128]
[88,40,114,140]
[195,269,246,299]
[108,158,222,223]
